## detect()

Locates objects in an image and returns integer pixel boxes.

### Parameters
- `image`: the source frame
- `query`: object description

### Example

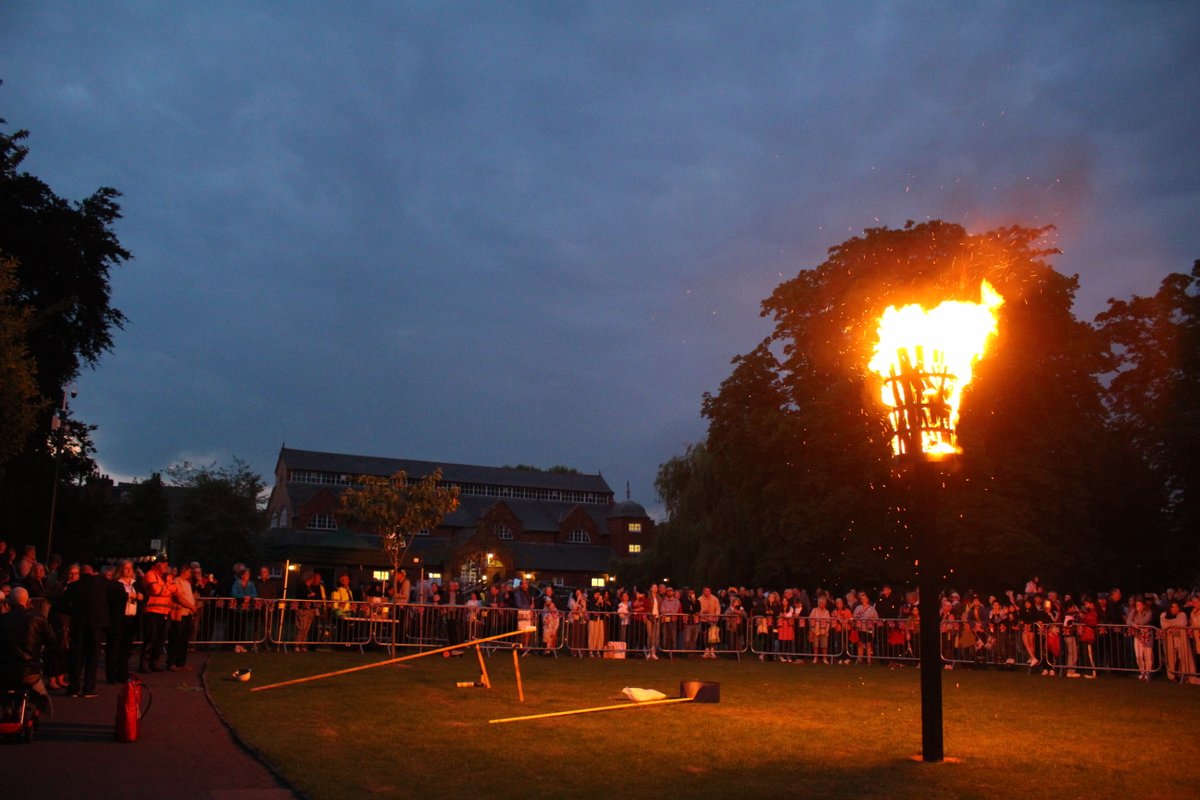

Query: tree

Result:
[0,109,130,544]
[657,221,1146,591]
[167,459,266,576]
[340,469,461,595]
[0,258,41,470]
[1096,261,1200,578]
[95,472,171,558]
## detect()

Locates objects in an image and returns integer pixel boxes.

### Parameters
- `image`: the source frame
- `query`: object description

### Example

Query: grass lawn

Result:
[206,649,1200,799]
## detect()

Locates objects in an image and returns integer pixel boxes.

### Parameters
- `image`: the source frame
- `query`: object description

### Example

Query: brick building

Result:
[263,447,654,590]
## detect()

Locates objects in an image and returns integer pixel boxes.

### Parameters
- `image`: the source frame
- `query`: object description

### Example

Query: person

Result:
[441,580,465,655]
[229,567,258,652]
[679,587,700,652]
[45,563,80,690]
[853,591,879,665]
[1161,600,1197,683]
[61,564,110,697]
[538,586,560,653]
[809,595,832,664]
[14,545,36,584]
[391,569,412,605]
[254,567,280,600]
[697,586,721,659]
[0,586,56,715]
[644,584,662,660]
[659,587,681,653]
[23,562,48,599]
[567,588,588,656]
[168,563,198,670]
[616,591,631,645]
[140,557,176,670]
[831,597,853,665]
[1126,596,1155,681]
[586,590,606,657]
[1018,596,1041,668]
[109,560,142,683]
[513,579,535,653]
[292,571,325,652]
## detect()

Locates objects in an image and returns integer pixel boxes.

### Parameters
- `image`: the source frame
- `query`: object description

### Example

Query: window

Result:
[495,524,513,540]
[590,577,606,588]
[628,544,642,554]
[552,577,564,587]
[427,572,442,581]
[415,528,431,536]
[372,570,390,581]
[567,528,591,544]
[628,522,642,533]
[307,514,337,531]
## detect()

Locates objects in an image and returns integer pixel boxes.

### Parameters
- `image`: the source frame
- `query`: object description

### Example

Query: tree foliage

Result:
[95,472,171,558]
[1096,261,1200,573]
[166,459,266,575]
[0,258,41,470]
[0,109,130,544]
[655,221,1167,592]
[339,469,461,593]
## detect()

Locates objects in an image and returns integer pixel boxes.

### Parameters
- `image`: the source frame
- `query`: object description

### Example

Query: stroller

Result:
[0,685,37,743]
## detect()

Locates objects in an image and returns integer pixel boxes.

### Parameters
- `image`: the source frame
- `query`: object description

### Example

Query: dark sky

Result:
[4,2,1198,514]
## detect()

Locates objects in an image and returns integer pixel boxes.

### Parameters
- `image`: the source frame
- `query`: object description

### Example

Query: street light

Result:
[867,281,1004,763]
[46,383,76,561]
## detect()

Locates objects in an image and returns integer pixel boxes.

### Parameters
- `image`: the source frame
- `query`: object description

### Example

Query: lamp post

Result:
[45,384,76,562]
[868,281,1004,763]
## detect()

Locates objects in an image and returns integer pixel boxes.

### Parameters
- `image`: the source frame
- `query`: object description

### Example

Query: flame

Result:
[868,281,1004,458]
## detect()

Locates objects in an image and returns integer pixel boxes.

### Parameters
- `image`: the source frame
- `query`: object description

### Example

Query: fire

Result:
[868,281,1004,458]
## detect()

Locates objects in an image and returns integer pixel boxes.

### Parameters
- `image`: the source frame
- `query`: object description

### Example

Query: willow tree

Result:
[339,469,460,595]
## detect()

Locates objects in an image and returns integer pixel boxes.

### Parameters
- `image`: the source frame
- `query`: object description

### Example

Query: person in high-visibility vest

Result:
[140,557,176,672]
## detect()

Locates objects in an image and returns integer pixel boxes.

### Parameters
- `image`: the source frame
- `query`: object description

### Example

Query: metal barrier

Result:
[657,613,745,659]
[1160,623,1200,683]
[192,597,270,649]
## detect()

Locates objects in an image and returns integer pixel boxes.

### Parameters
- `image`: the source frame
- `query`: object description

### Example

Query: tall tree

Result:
[1096,261,1200,579]
[658,221,1144,592]
[340,469,461,596]
[0,258,41,470]
[167,459,266,576]
[0,110,131,546]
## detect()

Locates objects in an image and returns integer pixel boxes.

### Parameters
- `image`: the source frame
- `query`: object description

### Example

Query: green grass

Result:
[207,650,1200,799]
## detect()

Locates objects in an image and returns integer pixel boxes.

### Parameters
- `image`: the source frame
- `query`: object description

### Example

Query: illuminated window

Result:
[428,572,442,581]
[372,570,390,581]
[553,577,564,587]
[495,524,513,540]
[628,522,642,533]
[307,514,337,531]
[567,528,591,544]
[628,544,642,554]
[591,577,606,588]
[415,528,431,536]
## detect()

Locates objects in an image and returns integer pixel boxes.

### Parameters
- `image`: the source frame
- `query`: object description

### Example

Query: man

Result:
[15,545,37,583]
[659,587,681,653]
[644,584,662,659]
[513,579,534,652]
[679,587,700,652]
[291,571,325,652]
[853,591,879,665]
[140,557,176,671]
[698,586,722,658]
[392,569,411,605]
[0,586,56,714]
[62,563,111,697]
[442,580,465,653]
[254,566,280,600]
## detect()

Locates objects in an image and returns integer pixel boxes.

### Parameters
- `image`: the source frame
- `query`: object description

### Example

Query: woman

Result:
[1078,597,1099,678]
[616,591,631,645]
[1125,596,1155,681]
[776,595,796,663]
[1018,596,1041,668]
[760,591,781,662]
[1161,600,1198,683]
[24,562,48,599]
[587,590,606,656]
[538,589,559,652]
[110,560,143,682]
[831,597,853,665]
[567,588,588,656]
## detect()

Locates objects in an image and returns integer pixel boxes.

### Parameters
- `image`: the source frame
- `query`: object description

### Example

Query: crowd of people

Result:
[3,535,1200,724]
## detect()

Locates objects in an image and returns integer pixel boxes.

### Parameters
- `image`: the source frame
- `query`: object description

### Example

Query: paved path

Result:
[7,654,296,800]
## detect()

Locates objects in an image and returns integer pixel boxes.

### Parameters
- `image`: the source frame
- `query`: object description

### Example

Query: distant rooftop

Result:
[277,447,614,504]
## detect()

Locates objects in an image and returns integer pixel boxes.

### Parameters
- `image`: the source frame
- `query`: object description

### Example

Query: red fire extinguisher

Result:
[115,674,152,742]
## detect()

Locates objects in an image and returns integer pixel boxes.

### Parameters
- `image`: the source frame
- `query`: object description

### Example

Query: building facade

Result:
[263,447,654,590]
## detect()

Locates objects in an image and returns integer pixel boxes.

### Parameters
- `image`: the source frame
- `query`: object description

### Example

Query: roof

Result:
[509,542,615,573]
[278,447,613,495]
[608,500,648,518]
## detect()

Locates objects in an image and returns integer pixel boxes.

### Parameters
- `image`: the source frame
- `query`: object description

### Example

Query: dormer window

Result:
[307,514,337,531]
[567,528,591,544]
[495,524,513,540]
